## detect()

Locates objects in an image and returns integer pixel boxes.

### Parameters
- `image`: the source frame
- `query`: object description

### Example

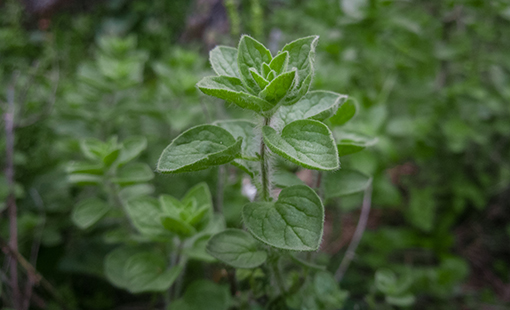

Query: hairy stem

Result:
[259,117,271,201]
[335,184,373,282]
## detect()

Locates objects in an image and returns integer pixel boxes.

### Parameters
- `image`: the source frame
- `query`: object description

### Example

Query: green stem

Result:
[271,257,286,295]
[260,117,271,201]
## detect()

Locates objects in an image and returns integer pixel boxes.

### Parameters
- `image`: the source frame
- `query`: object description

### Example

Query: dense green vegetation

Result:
[1,0,510,309]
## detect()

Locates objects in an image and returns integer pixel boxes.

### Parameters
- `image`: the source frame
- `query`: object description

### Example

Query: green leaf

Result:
[182,280,231,310]
[386,294,416,307]
[157,125,242,174]
[161,216,197,238]
[237,35,272,93]
[330,98,358,126]
[261,63,271,78]
[281,35,319,105]
[335,131,378,157]
[263,120,339,171]
[272,170,305,188]
[102,148,120,166]
[209,46,240,78]
[181,182,213,216]
[243,185,324,251]
[259,69,296,104]
[118,184,155,202]
[324,169,371,199]
[104,247,139,290]
[282,71,313,106]
[113,163,154,185]
[185,235,217,262]
[197,76,275,112]
[66,161,103,175]
[79,138,106,160]
[71,198,111,229]
[282,36,318,84]
[275,90,348,126]
[214,120,258,160]
[68,173,102,186]
[118,136,147,165]
[206,229,268,268]
[125,197,168,237]
[249,68,269,89]
[407,188,436,232]
[269,51,289,75]
[124,252,183,293]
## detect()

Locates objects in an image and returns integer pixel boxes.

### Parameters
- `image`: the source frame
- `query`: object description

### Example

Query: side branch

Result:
[335,183,373,282]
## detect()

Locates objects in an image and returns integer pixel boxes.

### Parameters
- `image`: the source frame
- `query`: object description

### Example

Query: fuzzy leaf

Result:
[281,36,319,105]
[209,46,240,78]
[324,169,371,199]
[243,185,324,251]
[249,68,269,89]
[66,162,103,175]
[272,170,305,188]
[72,198,111,229]
[335,131,378,156]
[259,69,297,104]
[330,98,357,126]
[263,120,339,171]
[275,91,347,126]
[197,76,275,112]
[269,51,289,75]
[237,35,272,93]
[206,229,267,268]
[157,125,242,173]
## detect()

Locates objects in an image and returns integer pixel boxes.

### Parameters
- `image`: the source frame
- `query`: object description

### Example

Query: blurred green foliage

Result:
[1,0,510,309]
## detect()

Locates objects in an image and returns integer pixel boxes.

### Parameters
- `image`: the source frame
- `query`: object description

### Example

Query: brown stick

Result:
[5,75,21,309]
[0,237,69,310]
[335,183,373,282]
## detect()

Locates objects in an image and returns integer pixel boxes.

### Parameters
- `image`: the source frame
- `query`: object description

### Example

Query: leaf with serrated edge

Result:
[269,51,289,75]
[330,98,358,126]
[237,35,272,93]
[263,120,339,171]
[259,70,296,104]
[335,131,378,157]
[275,91,348,126]
[249,68,269,89]
[206,229,267,268]
[210,46,240,78]
[72,198,111,229]
[324,169,372,199]
[197,76,275,112]
[157,125,242,174]
[243,185,324,251]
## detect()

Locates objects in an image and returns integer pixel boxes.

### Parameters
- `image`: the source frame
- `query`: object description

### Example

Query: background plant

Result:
[1,0,510,309]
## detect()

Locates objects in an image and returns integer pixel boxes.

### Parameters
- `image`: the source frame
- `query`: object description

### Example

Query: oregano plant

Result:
[157,35,375,309]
